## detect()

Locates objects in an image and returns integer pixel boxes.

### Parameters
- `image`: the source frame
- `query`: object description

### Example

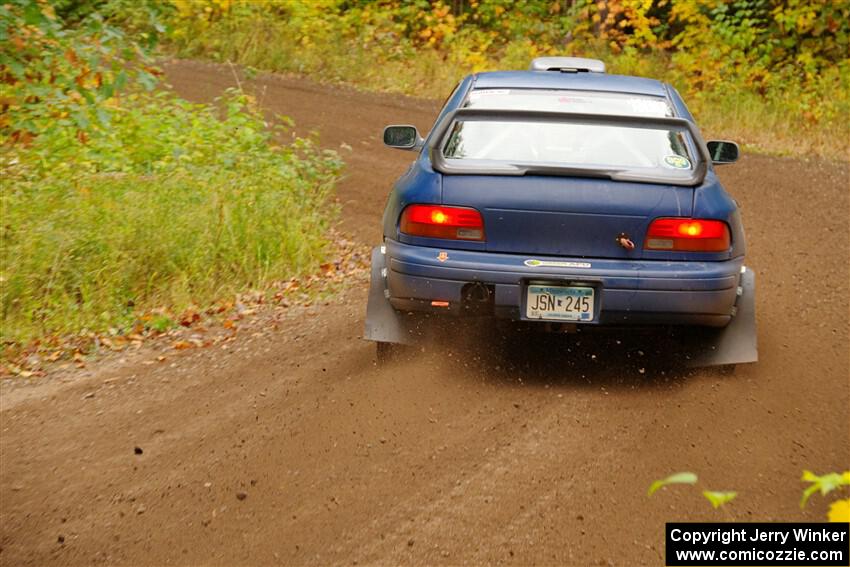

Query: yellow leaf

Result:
[802,470,818,482]
[828,499,850,523]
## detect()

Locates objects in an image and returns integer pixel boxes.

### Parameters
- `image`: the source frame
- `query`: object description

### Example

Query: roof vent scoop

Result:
[529,57,606,73]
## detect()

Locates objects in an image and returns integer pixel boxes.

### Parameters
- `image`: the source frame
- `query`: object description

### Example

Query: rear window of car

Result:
[442,120,692,172]
[446,89,691,175]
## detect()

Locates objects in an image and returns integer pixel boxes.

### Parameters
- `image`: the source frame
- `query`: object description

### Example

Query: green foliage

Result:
[668,0,850,126]
[148,315,175,334]
[647,471,698,496]
[2,89,342,346]
[0,1,342,349]
[0,0,160,143]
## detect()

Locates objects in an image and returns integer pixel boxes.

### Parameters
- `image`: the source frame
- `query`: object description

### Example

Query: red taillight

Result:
[400,205,485,241]
[644,218,731,252]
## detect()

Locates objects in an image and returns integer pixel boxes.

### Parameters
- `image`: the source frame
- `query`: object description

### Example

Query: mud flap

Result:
[685,267,758,367]
[364,246,416,345]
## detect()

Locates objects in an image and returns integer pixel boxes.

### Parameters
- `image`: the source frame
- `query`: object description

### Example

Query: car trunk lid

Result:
[441,175,694,259]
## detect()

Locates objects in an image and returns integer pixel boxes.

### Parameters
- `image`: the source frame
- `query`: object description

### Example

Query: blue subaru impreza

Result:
[365,57,756,367]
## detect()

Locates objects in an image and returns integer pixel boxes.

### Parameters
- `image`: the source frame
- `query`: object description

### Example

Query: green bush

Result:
[1,91,341,346]
[0,1,342,349]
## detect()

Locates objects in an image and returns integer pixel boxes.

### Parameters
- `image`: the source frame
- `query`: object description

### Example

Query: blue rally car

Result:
[365,57,757,367]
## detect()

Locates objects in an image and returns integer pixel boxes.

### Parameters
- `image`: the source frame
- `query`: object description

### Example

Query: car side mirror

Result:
[383,125,423,150]
[706,140,739,164]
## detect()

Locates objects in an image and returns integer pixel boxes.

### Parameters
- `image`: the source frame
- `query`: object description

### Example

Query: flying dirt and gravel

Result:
[0,60,847,566]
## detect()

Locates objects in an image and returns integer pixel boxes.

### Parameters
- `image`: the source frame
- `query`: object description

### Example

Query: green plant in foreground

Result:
[703,491,739,510]
[648,471,739,510]
[648,470,850,522]
[801,471,850,509]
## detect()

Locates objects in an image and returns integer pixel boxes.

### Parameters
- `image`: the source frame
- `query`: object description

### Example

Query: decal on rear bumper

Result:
[524,259,591,269]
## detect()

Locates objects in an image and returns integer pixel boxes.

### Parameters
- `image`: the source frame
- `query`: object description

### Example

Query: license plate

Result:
[526,284,595,321]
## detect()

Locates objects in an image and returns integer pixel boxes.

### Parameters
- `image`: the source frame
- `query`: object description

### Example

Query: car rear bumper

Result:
[383,239,745,327]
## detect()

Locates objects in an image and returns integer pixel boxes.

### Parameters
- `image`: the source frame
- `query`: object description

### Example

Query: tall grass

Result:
[1,90,342,347]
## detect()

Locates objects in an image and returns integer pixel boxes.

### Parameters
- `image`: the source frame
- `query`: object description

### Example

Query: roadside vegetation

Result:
[162,0,850,160]
[1,1,342,367]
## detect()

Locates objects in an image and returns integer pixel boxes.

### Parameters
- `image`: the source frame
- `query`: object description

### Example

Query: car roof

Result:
[472,71,669,98]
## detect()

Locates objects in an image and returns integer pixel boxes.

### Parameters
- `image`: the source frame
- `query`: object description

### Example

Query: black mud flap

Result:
[684,267,758,367]
[364,246,416,345]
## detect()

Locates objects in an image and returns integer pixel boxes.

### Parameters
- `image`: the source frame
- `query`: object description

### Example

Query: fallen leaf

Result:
[648,472,698,496]
[179,309,200,327]
[703,490,737,509]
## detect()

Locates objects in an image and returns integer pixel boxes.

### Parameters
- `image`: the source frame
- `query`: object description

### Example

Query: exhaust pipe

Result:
[461,282,494,316]
[464,282,491,303]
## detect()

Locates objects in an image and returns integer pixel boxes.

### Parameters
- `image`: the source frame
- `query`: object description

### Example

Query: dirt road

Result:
[1,60,848,566]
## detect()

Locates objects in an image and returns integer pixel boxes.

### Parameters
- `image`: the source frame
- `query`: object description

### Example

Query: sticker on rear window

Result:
[663,155,691,169]
[628,97,671,117]
[468,89,510,99]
